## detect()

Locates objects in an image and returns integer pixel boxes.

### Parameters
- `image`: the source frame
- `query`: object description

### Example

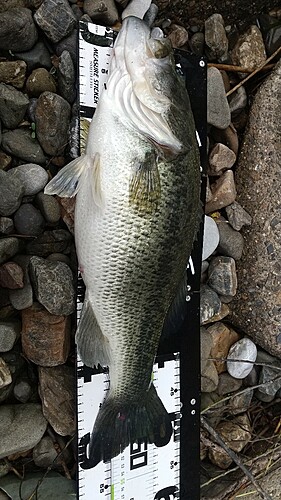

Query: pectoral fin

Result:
[44,154,89,198]
[129,151,161,213]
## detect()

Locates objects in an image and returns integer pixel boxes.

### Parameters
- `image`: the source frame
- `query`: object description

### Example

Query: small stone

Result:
[22,303,71,366]
[0,262,24,289]
[216,414,251,453]
[35,92,71,156]
[46,253,71,266]
[208,143,236,176]
[205,170,237,213]
[217,217,244,260]
[0,8,38,52]
[208,322,240,374]
[83,0,119,25]
[9,255,33,311]
[57,197,75,234]
[32,436,57,468]
[207,67,231,129]
[168,24,189,48]
[200,285,221,325]
[217,372,242,396]
[0,84,29,129]
[0,238,20,265]
[211,122,239,156]
[34,0,77,43]
[57,51,76,104]
[227,338,257,379]
[202,215,220,260]
[25,229,72,256]
[39,365,75,436]
[205,13,228,62]
[0,151,12,171]
[2,129,46,164]
[26,68,56,97]
[189,32,204,56]
[220,70,231,92]
[0,61,27,89]
[14,41,52,73]
[206,301,230,323]
[208,441,233,469]
[0,170,24,216]
[7,164,49,196]
[201,360,219,392]
[208,256,237,297]
[225,201,252,231]
[72,3,83,19]
[257,360,281,397]
[200,326,213,372]
[229,86,248,115]
[13,379,32,403]
[243,366,259,387]
[255,389,275,403]
[29,256,75,315]
[55,29,78,66]
[0,321,21,352]
[14,204,45,236]
[0,404,47,459]
[0,218,14,235]
[35,193,61,224]
[228,389,254,415]
[0,358,12,389]
[231,25,267,78]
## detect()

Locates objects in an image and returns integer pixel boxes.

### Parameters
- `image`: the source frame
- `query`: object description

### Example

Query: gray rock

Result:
[0,404,47,459]
[229,61,281,358]
[72,3,83,19]
[13,379,32,403]
[29,256,75,315]
[46,253,71,266]
[55,29,78,66]
[83,0,119,25]
[205,171,237,214]
[26,98,38,123]
[25,229,72,256]
[202,215,219,260]
[0,84,29,129]
[35,193,61,224]
[211,122,239,156]
[0,238,20,264]
[32,436,57,468]
[0,471,76,498]
[217,372,242,396]
[228,389,254,415]
[57,51,76,104]
[257,359,281,397]
[0,358,12,389]
[14,204,45,236]
[34,0,77,43]
[229,86,248,115]
[26,68,57,97]
[0,170,24,216]
[242,466,281,500]
[0,60,27,90]
[35,92,71,156]
[208,143,236,176]
[217,217,244,260]
[189,32,204,56]
[255,389,275,403]
[208,256,237,297]
[14,41,52,74]
[0,321,21,352]
[2,129,46,164]
[200,326,213,372]
[8,164,48,197]
[227,338,257,379]
[200,285,221,324]
[207,67,231,129]
[0,218,14,235]
[0,8,38,52]
[201,360,219,392]
[0,262,24,289]
[205,13,228,62]
[225,201,252,231]
[168,24,189,48]
[231,25,267,78]
[243,366,259,387]
[215,414,251,454]
[9,255,33,310]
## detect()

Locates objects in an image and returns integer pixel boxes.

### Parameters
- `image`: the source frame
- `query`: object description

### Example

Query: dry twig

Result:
[208,63,275,73]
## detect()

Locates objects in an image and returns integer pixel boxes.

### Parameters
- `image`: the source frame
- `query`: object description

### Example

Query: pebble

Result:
[189,32,204,55]
[208,143,236,176]
[201,360,219,393]
[25,229,72,256]
[205,13,228,62]
[216,414,251,453]
[32,436,57,468]
[255,389,275,403]
[2,129,46,164]
[55,28,78,66]
[217,217,244,260]
[217,372,242,396]
[34,0,77,43]
[0,403,47,459]
[200,326,213,372]
[9,255,33,311]
[208,322,240,373]
[83,0,119,24]
[13,379,32,403]
[0,61,27,89]
[7,164,49,196]
[227,338,257,379]
[29,256,75,315]
[257,360,281,397]
[205,170,237,213]
[202,215,220,260]
[228,86,248,115]
[14,41,52,73]
[208,256,237,297]
[0,8,38,52]
[46,253,71,266]
[243,366,259,387]
[57,197,75,234]
[38,365,75,436]
[225,201,252,231]
[0,170,24,217]
[0,84,29,129]
[168,24,189,48]
[207,67,231,130]
[0,320,21,352]
[35,92,71,156]
[0,151,12,171]
[231,25,267,78]
[14,203,45,236]
[0,358,12,389]
[35,193,61,224]
[0,238,20,265]
[228,389,254,415]
[200,285,221,325]
[26,68,57,97]
[0,218,14,235]
[0,262,24,289]
[211,122,239,156]
[57,51,76,104]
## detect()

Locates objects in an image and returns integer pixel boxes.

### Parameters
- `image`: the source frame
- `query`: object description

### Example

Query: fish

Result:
[45,15,201,468]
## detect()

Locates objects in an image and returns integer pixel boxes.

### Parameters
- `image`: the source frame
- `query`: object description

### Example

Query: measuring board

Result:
[76,20,207,500]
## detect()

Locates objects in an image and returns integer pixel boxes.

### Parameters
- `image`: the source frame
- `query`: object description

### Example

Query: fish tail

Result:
[80,384,172,469]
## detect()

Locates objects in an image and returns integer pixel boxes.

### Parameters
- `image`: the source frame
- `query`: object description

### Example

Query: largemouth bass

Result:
[45,16,201,467]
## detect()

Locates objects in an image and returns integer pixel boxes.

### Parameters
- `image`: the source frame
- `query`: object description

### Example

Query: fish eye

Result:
[147,38,171,59]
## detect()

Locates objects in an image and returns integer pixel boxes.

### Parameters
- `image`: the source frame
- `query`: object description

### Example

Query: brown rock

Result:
[211,123,239,156]
[201,360,219,393]
[217,372,242,396]
[0,61,27,89]
[205,170,237,213]
[216,414,251,453]
[208,441,232,469]
[57,196,75,235]
[0,357,12,389]
[207,322,240,374]
[38,365,75,436]
[21,303,71,366]
[168,24,189,48]
[231,25,267,78]
[205,302,230,324]
[0,262,24,289]
[0,150,12,170]
[208,143,236,176]
[26,68,56,97]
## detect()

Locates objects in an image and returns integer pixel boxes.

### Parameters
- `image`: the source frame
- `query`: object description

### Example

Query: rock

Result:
[220,70,231,92]
[0,321,21,352]
[217,372,242,396]
[0,218,14,235]
[26,68,56,97]
[231,25,267,78]
[0,8,37,52]
[189,32,204,56]
[200,285,221,325]
[202,302,230,324]
[205,170,237,213]
[14,41,52,73]
[201,360,219,392]
[39,365,75,436]
[208,441,233,469]
[25,229,72,256]
[228,86,247,115]
[34,0,77,43]
[207,67,231,129]
[228,389,254,415]
[0,84,29,129]
[21,303,71,366]
[0,170,24,216]
[57,197,75,234]
[259,13,281,56]
[201,326,213,372]
[208,322,240,374]
[0,358,12,389]
[83,0,119,25]
[0,262,24,289]
[168,24,189,48]
[255,389,275,403]
[0,471,76,498]
[229,61,281,358]
[211,122,239,156]
[72,3,83,19]
[0,238,20,264]
[243,366,259,387]
[35,92,71,156]
[32,436,57,468]
[55,28,78,66]
[216,414,251,453]
[7,164,48,196]
[227,338,257,379]
[0,61,27,89]
[208,143,236,176]
[208,256,237,297]
[205,13,228,61]
[225,201,252,231]
[0,404,47,459]
[29,257,75,315]
[257,359,281,397]
[0,151,12,171]
[35,193,61,224]
[46,253,71,266]
[9,255,33,310]
[2,129,46,164]
[242,467,281,499]
[202,215,220,260]
[13,379,32,403]
[201,391,227,424]
[216,217,244,260]
[14,204,45,236]
[57,51,76,104]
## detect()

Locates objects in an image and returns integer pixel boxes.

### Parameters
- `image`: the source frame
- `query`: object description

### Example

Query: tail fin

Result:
[80,384,172,469]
